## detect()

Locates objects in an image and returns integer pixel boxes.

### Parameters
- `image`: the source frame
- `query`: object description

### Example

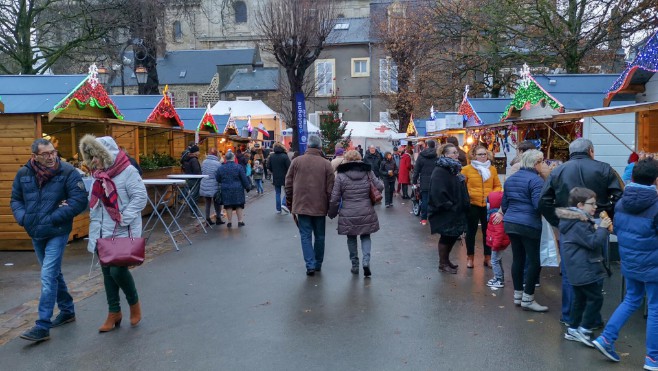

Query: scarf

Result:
[90,150,131,223]
[470,159,492,182]
[30,157,60,188]
[437,157,465,181]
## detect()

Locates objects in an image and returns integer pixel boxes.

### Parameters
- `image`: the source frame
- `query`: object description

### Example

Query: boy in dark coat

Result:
[556,187,611,348]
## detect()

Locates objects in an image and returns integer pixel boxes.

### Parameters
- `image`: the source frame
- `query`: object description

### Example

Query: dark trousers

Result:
[509,233,541,295]
[384,180,395,205]
[420,190,430,220]
[204,196,222,220]
[570,281,604,330]
[466,205,490,256]
[101,265,138,313]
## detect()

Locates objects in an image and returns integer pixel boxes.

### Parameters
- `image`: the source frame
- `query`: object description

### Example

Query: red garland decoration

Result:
[458,100,482,126]
[53,80,123,119]
[200,112,218,133]
[146,97,184,127]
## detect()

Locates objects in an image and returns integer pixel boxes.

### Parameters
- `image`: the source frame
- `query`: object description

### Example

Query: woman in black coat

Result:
[428,143,470,274]
[215,151,251,228]
[379,151,398,208]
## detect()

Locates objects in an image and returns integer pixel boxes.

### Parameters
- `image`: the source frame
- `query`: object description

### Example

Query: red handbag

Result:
[368,172,383,205]
[96,223,146,266]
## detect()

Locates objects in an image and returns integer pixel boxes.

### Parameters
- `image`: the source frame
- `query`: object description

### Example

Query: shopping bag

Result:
[539,217,559,267]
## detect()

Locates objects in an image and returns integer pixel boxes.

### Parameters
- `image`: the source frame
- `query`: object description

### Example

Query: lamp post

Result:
[120,38,148,95]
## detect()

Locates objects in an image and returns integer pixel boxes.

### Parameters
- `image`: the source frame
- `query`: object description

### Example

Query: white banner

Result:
[445,114,464,129]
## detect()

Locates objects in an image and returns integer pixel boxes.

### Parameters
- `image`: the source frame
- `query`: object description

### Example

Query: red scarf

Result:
[30,158,60,188]
[90,151,131,223]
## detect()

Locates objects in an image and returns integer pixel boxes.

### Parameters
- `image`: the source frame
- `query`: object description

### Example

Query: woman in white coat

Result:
[79,135,147,333]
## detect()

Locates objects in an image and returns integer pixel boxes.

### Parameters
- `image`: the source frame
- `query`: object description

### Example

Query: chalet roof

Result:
[221,67,279,92]
[112,48,257,87]
[535,74,625,110]
[0,75,86,114]
[109,95,163,122]
[327,17,371,45]
[175,108,207,131]
[605,31,658,106]
[469,98,512,125]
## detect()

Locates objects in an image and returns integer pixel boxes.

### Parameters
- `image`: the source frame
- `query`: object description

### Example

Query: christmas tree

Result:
[319,92,347,155]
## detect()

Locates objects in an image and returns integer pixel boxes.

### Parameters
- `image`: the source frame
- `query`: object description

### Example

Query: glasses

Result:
[36,150,58,159]
[584,201,597,207]
[475,153,488,157]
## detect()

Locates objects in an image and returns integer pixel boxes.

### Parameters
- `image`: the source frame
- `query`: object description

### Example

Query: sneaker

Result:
[645,356,658,370]
[19,326,50,342]
[351,266,359,274]
[564,327,594,348]
[593,336,620,362]
[276,210,282,214]
[51,312,76,328]
[281,205,290,214]
[420,220,427,226]
[306,269,315,276]
[363,266,371,277]
[486,278,505,288]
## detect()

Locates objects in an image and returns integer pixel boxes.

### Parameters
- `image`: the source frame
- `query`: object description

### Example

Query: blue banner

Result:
[295,92,307,154]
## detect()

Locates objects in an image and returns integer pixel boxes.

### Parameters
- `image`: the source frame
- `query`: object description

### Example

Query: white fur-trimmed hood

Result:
[79,134,119,170]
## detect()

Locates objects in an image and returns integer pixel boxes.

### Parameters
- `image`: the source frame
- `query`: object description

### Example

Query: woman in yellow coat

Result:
[462,145,502,268]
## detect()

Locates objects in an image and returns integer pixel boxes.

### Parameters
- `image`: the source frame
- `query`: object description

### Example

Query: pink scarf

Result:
[90,151,131,223]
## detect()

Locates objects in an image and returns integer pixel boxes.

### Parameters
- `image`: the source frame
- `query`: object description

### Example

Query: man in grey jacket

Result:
[11,139,88,342]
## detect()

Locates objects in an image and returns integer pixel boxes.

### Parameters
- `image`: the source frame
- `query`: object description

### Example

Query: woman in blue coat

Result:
[215,151,251,228]
[200,148,224,225]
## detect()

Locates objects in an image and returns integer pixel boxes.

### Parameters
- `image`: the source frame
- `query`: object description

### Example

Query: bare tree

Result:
[0,0,124,74]
[254,0,337,152]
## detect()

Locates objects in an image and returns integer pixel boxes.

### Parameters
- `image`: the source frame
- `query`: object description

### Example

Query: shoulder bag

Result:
[97,222,146,266]
[367,172,383,205]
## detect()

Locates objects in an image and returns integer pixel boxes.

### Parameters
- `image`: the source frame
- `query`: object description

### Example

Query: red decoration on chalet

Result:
[146,97,184,128]
[458,99,482,126]
[52,78,123,119]
[199,111,219,133]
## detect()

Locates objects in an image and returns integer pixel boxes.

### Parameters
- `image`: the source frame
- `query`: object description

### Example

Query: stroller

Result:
[411,184,421,216]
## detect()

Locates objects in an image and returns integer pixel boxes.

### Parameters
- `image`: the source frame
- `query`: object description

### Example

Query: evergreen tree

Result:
[319,93,347,155]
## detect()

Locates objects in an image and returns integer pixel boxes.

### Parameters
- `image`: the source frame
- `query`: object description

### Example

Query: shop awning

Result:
[554,101,658,120]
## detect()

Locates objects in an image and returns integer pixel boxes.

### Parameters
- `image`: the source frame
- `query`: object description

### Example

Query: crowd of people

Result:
[9,134,658,370]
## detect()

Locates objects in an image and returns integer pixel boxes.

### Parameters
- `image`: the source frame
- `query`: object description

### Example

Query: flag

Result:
[257,122,270,138]
[247,115,253,133]
[430,106,436,120]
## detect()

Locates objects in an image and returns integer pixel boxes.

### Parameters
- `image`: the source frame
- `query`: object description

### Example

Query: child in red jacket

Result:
[486,191,510,288]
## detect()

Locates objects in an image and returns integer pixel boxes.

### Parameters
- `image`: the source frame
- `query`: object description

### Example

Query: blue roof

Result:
[222,68,279,92]
[109,95,162,122]
[111,49,256,87]
[469,98,512,124]
[175,108,207,131]
[327,18,371,45]
[0,75,86,114]
[533,74,627,110]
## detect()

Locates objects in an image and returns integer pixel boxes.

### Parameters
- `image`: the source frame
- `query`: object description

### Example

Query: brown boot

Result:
[129,301,141,327]
[98,312,122,332]
[467,255,474,268]
[484,255,492,268]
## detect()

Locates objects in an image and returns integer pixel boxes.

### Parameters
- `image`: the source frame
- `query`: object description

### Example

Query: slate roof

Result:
[532,74,625,110]
[221,68,279,92]
[327,18,371,45]
[0,75,86,114]
[111,48,256,87]
[109,95,163,122]
[175,108,207,131]
[470,98,512,124]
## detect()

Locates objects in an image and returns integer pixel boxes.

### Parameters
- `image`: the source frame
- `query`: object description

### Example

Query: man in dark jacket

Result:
[412,140,438,225]
[181,143,202,210]
[285,135,335,276]
[539,138,624,326]
[11,139,88,342]
[363,145,382,178]
[267,142,291,214]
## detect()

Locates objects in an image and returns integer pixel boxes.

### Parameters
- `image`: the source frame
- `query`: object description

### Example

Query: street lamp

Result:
[119,38,149,95]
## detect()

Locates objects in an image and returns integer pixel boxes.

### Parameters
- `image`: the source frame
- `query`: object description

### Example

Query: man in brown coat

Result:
[285,135,335,276]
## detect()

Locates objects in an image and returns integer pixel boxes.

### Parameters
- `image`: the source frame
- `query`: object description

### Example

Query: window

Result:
[351,58,369,77]
[315,59,335,97]
[173,21,182,41]
[188,92,198,108]
[169,92,176,107]
[233,1,247,23]
[235,96,252,101]
[379,58,398,93]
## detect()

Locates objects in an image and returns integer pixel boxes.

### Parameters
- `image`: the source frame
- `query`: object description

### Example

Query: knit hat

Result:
[628,152,640,164]
[188,144,199,153]
[335,148,345,156]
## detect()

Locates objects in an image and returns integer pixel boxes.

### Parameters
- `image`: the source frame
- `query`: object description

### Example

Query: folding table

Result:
[142,179,192,251]
[167,174,211,233]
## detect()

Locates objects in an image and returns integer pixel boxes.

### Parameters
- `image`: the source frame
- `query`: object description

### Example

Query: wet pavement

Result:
[0,184,649,370]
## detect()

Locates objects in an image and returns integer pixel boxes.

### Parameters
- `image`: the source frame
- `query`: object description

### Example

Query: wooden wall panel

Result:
[639,110,658,153]
[111,126,139,157]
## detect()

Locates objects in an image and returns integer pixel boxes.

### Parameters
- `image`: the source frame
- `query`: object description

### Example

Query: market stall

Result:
[209,100,279,142]
[0,67,127,250]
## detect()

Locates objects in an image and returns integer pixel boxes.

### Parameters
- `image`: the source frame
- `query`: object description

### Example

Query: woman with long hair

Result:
[461,145,502,268]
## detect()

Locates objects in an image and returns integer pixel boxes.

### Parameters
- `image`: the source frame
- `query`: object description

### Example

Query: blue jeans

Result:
[274,185,286,211]
[491,250,504,281]
[32,234,74,330]
[255,179,263,193]
[420,190,429,220]
[297,215,326,270]
[602,277,658,359]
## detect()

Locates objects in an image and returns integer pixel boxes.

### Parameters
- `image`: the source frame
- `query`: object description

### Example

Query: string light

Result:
[606,31,658,101]
[501,65,563,121]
